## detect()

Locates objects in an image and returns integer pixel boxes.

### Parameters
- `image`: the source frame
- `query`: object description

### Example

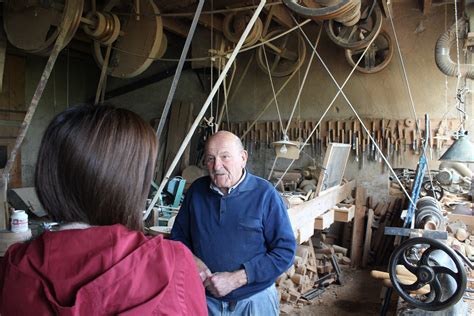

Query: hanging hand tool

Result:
[413,129,418,154]
[355,132,359,163]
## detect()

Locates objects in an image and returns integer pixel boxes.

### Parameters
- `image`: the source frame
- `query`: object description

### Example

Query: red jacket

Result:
[0,224,207,315]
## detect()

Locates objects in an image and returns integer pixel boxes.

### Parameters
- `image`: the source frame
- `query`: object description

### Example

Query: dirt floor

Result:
[289,268,393,316]
[287,267,474,316]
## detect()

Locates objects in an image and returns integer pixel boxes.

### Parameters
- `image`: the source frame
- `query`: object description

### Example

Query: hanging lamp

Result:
[439,129,474,162]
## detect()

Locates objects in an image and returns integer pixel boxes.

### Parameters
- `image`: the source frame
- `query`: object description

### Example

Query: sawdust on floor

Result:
[289,268,390,316]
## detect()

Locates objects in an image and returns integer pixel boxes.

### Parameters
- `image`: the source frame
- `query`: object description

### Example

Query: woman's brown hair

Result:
[35,104,157,231]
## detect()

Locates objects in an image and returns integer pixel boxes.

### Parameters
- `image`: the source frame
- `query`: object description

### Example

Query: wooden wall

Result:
[0,54,26,188]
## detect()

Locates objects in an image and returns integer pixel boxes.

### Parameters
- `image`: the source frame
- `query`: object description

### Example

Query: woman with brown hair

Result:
[0,105,207,315]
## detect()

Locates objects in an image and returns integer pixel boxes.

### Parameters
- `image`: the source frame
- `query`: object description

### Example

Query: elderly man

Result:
[171,131,296,315]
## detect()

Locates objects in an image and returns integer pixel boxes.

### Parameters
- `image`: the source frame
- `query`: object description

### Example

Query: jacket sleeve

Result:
[170,190,193,251]
[242,189,296,284]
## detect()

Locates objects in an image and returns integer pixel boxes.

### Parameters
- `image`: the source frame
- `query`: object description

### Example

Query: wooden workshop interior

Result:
[0,0,473,314]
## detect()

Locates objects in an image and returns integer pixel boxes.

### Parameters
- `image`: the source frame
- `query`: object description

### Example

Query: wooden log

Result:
[362,208,375,267]
[351,186,367,268]
[332,244,348,256]
[382,279,430,295]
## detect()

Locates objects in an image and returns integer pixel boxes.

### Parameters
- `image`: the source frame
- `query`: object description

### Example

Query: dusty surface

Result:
[288,268,391,316]
[287,267,474,316]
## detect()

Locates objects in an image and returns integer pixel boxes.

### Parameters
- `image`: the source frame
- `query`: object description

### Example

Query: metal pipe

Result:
[143,0,268,221]
[435,18,474,79]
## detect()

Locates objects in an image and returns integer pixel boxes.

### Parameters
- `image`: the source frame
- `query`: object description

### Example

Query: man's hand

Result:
[194,256,212,282]
[204,269,248,297]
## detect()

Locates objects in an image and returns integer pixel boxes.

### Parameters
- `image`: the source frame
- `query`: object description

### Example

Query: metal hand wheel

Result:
[389,237,467,311]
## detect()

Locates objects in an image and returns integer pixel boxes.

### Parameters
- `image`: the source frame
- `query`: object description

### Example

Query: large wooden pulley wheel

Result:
[223,12,263,47]
[93,0,165,78]
[344,29,393,73]
[324,2,383,49]
[389,237,467,311]
[256,28,307,77]
[283,0,356,20]
[3,0,84,56]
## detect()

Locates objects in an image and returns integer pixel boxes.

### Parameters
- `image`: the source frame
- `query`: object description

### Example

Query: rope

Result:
[453,0,462,89]
[262,46,285,135]
[283,27,322,137]
[267,156,279,180]
[273,14,417,210]
[387,2,421,136]
[240,69,299,139]
[387,1,438,200]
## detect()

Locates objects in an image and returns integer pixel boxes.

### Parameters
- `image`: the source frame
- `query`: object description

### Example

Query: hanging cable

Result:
[283,27,322,137]
[273,14,417,209]
[240,68,300,139]
[387,1,421,136]
[388,0,436,204]
[262,46,285,135]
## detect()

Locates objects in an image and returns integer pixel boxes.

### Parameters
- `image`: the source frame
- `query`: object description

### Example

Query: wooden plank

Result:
[297,220,315,244]
[333,204,355,222]
[447,213,474,229]
[423,0,432,15]
[351,186,367,268]
[315,209,335,230]
[198,14,223,33]
[288,180,355,236]
[162,17,189,38]
[362,208,374,268]
[263,3,294,29]
[163,102,194,176]
[0,28,6,93]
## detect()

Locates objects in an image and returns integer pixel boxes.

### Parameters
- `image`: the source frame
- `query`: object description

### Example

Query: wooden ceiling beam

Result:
[263,3,295,29]
[162,17,190,38]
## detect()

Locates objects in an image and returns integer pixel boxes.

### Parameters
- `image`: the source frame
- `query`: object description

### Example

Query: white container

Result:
[11,210,28,233]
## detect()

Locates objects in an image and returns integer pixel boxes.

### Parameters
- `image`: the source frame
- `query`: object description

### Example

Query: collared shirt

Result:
[209,169,247,196]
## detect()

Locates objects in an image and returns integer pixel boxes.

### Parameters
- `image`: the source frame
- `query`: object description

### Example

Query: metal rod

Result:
[144,0,267,221]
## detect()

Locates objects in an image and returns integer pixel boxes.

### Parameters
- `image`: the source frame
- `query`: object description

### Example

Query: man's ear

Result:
[241,150,248,168]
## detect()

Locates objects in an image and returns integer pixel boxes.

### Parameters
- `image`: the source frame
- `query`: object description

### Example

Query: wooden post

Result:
[351,186,367,268]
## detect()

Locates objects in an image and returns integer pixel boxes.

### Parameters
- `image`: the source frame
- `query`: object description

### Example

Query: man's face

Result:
[205,134,248,193]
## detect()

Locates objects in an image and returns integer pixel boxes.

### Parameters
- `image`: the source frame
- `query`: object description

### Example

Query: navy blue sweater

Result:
[171,172,296,301]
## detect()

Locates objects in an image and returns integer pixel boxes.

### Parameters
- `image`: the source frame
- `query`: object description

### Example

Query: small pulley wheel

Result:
[344,28,393,73]
[93,0,164,78]
[324,2,383,49]
[421,180,444,201]
[389,237,467,311]
[223,12,263,47]
[256,27,307,77]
